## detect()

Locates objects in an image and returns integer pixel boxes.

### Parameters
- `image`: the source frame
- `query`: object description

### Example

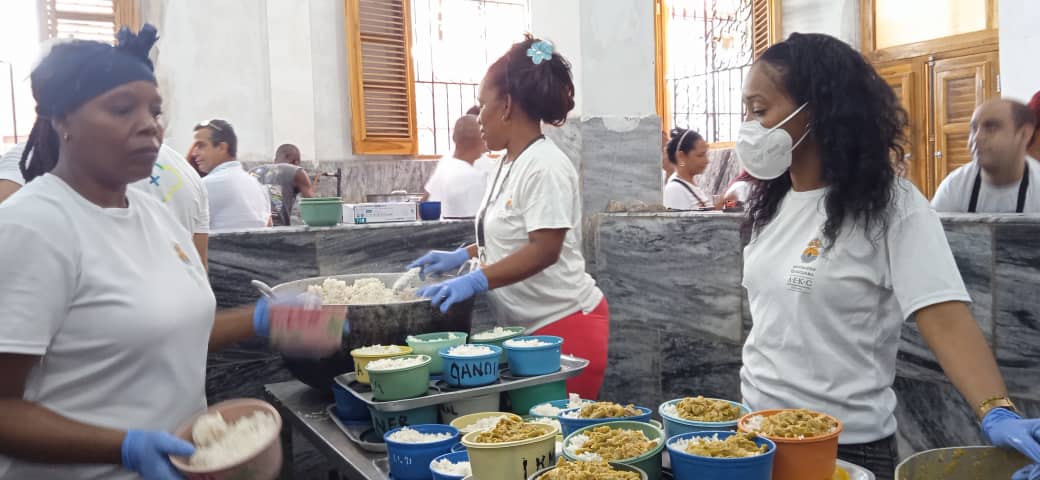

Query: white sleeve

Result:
[0,223,77,355]
[663,182,692,210]
[425,165,443,198]
[195,180,211,234]
[518,166,575,232]
[887,207,971,320]
[930,175,961,212]
[0,145,26,185]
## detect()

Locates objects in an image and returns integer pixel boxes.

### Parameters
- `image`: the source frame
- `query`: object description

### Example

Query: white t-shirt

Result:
[0,143,210,235]
[425,156,488,218]
[473,154,496,176]
[203,160,272,231]
[0,175,215,480]
[725,180,753,204]
[931,157,1040,213]
[478,137,603,331]
[741,178,970,444]
[663,173,710,210]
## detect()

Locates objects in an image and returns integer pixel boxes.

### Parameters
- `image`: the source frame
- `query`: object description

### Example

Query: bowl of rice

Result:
[502,335,563,377]
[350,344,412,384]
[528,458,648,480]
[557,402,653,437]
[384,425,461,480]
[658,396,750,438]
[429,450,471,480]
[528,394,594,419]
[461,417,557,480]
[738,409,842,480]
[438,344,502,388]
[170,398,283,480]
[406,331,469,375]
[666,431,776,480]
[470,326,525,364]
[365,354,432,401]
[449,412,524,435]
[562,421,665,480]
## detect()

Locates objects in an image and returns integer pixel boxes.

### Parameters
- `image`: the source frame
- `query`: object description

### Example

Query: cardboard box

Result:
[344,202,418,224]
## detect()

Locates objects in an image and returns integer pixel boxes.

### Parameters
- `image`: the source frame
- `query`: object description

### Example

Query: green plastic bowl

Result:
[300,200,342,227]
[563,420,666,480]
[406,332,469,375]
[470,326,525,364]
[507,381,566,415]
[366,355,431,401]
[300,196,344,202]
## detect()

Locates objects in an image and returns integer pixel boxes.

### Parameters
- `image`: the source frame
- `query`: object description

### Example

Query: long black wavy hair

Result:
[746,33,907,245]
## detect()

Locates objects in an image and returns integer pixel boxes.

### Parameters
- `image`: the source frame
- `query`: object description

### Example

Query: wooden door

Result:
[878,60,929,195]
[932,52,999,183]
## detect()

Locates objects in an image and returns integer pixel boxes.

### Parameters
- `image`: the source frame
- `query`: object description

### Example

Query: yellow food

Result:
[473,417,544,443]
[541,458,641,480]
[683,433,767,458]
[675,396,741,422]
[754,409,837,439]
[575,426,657,461]
[578,402,642,419]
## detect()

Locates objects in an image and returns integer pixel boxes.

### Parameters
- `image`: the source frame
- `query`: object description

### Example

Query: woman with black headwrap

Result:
[0,25,289,480]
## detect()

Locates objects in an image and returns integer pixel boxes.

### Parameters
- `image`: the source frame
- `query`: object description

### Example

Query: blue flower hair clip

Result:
[526,40,554,65]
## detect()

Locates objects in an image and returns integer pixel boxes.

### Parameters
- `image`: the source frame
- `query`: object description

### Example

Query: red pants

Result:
[532,299,609,400]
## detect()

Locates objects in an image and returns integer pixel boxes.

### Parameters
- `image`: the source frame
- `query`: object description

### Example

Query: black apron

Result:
[968,163,1029,213]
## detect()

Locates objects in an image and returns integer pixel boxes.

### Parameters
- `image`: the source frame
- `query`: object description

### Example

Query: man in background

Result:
[250,143,315,226]
[192,119,271,230]
[466,105,495,176]
[932,98,1040,213]
[423,114,487,218]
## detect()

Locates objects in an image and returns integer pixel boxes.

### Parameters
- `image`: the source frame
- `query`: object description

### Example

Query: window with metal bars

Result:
[38,0,138,44]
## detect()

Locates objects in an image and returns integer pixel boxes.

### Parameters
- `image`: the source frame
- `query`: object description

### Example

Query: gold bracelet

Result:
[977,395,1018,419]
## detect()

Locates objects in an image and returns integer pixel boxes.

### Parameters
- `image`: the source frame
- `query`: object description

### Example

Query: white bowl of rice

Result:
[170,398,283,480]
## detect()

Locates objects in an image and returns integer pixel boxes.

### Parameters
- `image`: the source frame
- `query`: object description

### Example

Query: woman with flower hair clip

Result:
[410,34,609,399]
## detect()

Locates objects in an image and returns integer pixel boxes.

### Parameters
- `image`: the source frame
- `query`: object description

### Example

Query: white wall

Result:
[267,1,316,162]
[782,0,860,48]
[529,0,584,116]
[999,0,1040,103]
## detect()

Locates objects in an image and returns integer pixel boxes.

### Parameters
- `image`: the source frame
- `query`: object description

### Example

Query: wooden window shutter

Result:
[39,0,139,43]
[751,0,781,60]
[346,0,418,155]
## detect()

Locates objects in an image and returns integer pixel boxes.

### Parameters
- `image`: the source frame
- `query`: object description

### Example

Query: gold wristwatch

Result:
[978,395,1019,420]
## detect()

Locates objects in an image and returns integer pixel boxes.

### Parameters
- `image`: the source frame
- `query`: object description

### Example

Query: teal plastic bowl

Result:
[563,420,665,480]
[300,200,342,227]
[406,332,469,375]
[658,397,750,439]
[508,381,566,415]
[558,405,653,437]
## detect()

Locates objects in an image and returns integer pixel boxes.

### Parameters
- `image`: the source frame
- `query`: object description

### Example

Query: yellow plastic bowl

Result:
[462,423,557,480]
[450,411,524,435]
[350,345,412,384]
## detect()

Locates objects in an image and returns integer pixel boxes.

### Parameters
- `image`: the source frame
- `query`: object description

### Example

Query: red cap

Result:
[1029,91,1040,123]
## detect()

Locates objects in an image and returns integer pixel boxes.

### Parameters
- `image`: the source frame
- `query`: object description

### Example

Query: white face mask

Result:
[736,103,811,180]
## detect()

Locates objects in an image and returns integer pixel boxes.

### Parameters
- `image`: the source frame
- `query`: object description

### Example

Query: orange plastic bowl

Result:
[169,398,284,480]
[737,409,843,480]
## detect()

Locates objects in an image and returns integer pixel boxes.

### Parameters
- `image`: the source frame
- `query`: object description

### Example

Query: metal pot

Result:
[365,190,423,203]
[270,273,474,392]
[895,446,1030,479]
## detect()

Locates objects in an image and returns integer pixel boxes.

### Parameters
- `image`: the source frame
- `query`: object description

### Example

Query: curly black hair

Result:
[485,33,575,126]
[746,33,907,246]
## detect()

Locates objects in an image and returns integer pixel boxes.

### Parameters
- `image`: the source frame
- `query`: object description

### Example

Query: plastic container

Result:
[557,405,654,437]
[299,200,343,227]
[527,461,648,480]
[462,422,557,480]
[332,380,371,423]
[384,424,461,480]
[470,326,525,364]
[407,331,469,375]
[450,411,523,435]
[657,397,750,439]
[370,404,439,437]
[419,201,442,221]
[527,397,593,419]
[666,430,776,480]
[508,381,567,415]
[439,344,502,387]
[169,398,283,480]
[562,420,665,480]
[268,297,345,358]
[366,354,431,401]
[737,409,843,480]
[439,393,502,423]
[430,450,471,480]
[502,336,563,376]
[350,345,412,384]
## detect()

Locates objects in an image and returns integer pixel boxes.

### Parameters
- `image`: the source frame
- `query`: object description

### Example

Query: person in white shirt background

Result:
[191,119,272,231]
[465,105,497,176]
[662,127,713,210]
[423,114,488,218]
[931,99,1039,213]
[737,33,1039,479]
[408,35,608,400]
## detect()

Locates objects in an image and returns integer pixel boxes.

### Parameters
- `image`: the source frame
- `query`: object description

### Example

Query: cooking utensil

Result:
[252,280,276,299]
[895,445,1030,480]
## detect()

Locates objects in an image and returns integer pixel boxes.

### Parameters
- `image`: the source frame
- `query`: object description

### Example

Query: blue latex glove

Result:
[1013,464,1040,480]
[982,407,1040,479]
[417,270,488,313]
[253,295,270,337]
[121,430,195,480]
[408,248,471,280]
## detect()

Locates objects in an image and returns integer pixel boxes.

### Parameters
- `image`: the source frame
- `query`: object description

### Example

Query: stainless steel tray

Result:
[336,354,589,413]
[326,405,387,453]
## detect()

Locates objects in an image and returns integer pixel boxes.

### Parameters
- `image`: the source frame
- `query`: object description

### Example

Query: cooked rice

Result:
[189,411,278,469]
[661,396,741,422]
[445,344,495,356]
[540,458,641,480]
[430,458,471,475]
[564,426,658,462]
[386,427,453,443]
[744,409,838,439]
[670,433,767,458]
[352,344,404,356]
[305,277,416,305]
[365,356,426,371]
[471,327,517,340]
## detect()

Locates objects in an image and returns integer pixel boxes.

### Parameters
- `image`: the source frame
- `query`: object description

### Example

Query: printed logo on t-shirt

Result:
[801,238,822,263]
[787,237,823,294]
[173,243,191,265]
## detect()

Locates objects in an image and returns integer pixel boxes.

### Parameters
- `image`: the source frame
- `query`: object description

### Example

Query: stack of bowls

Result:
[737,409,843,480]
[384,424,460,480]
[561,420,665,480]
[657,397,750,439]
[665,431,776,480]
[439,344,503,388]
[299,197,343,227]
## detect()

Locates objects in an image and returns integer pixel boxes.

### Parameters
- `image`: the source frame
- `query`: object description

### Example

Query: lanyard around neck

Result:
[476,135,545,261]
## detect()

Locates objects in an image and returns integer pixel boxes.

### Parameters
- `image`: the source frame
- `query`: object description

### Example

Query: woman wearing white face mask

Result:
[737,33,1040,480]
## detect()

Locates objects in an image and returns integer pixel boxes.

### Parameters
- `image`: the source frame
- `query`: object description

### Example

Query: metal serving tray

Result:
[326,405,387,454]
[335,354,589,413]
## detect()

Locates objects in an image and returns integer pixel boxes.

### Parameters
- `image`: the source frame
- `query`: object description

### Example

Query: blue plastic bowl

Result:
[527,398,592,419]
[419,201,442,221]
[384,424,461,480]
[332,380,372,423]
[557,405,653,437]
[502,335,563,377]
[658,398,750,439]
[666,431,776,480]
[429,450,470,480]
[438,344,502,387]
[369,404,439,437]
